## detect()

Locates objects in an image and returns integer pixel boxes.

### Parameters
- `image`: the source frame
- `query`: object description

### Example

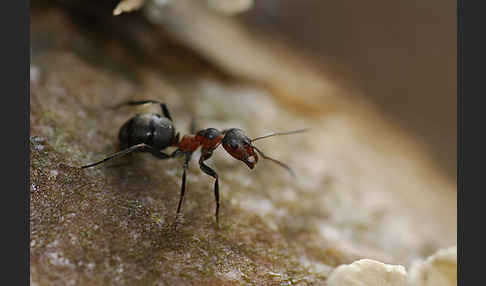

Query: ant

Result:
[80,100,307,227]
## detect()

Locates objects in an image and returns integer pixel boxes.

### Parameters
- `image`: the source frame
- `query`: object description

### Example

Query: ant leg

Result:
[175,152,192,222]
[170,149,184,158]
[171,132,181,146]
[160,104,173,121]
[198,157,220,225]
[190,116,197,134]
[112,100,172,121]
[81,143,151,169]
[148,148,181,160]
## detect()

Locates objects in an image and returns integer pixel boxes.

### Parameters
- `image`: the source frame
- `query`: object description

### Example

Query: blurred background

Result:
[241,0,456,178]
[36,0,457,178]
[30,0,457,284]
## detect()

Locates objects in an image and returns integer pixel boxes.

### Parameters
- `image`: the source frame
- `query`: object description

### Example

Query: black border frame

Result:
[22,0,465,285]
[5,0,30,285]
[457,0,463,284]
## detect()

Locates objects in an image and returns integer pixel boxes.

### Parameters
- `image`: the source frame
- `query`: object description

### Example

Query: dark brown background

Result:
[242,0,457,178]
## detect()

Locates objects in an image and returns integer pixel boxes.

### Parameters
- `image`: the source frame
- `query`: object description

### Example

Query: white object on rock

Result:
[408,246,457,286]
[327,259,407,286]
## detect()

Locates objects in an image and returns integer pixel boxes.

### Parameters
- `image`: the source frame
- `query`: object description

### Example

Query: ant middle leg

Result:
[175,152,192,225]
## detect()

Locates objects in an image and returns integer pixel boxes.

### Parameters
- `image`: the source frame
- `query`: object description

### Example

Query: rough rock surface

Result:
[30,1,456,285]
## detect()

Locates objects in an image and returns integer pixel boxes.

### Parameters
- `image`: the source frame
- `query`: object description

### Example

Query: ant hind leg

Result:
[81,143,149,169]
[112,100,173,121]
[81,143,173,169]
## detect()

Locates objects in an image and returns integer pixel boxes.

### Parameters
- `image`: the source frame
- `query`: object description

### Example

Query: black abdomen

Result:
[118,113,175,150]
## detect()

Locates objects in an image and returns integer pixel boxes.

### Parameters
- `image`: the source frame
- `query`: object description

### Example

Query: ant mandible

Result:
[80,100,307,226]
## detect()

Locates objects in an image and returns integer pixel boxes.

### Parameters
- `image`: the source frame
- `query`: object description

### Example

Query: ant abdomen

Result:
[118,113,175,150]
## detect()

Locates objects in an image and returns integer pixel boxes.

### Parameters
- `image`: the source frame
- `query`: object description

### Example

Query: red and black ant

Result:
[80,100,307,226]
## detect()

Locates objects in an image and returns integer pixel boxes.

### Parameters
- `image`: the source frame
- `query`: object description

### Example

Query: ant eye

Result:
[229,140,238,149]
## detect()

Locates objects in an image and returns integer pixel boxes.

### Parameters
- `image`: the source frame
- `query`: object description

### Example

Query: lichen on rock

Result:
[327,259,408,286]
[325,246,457,286]
[408,246,457,286]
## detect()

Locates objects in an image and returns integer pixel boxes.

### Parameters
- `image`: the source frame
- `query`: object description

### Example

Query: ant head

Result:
[221,128,259,169]
[195,128,224,151]
[222,127,308,176]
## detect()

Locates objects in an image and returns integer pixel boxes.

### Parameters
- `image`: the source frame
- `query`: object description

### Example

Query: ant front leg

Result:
[198,151,220,226]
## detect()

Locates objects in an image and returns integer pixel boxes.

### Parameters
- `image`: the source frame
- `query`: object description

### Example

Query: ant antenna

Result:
[251,128,309,142]
[253,147,296,178]
[250,128,307,177]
